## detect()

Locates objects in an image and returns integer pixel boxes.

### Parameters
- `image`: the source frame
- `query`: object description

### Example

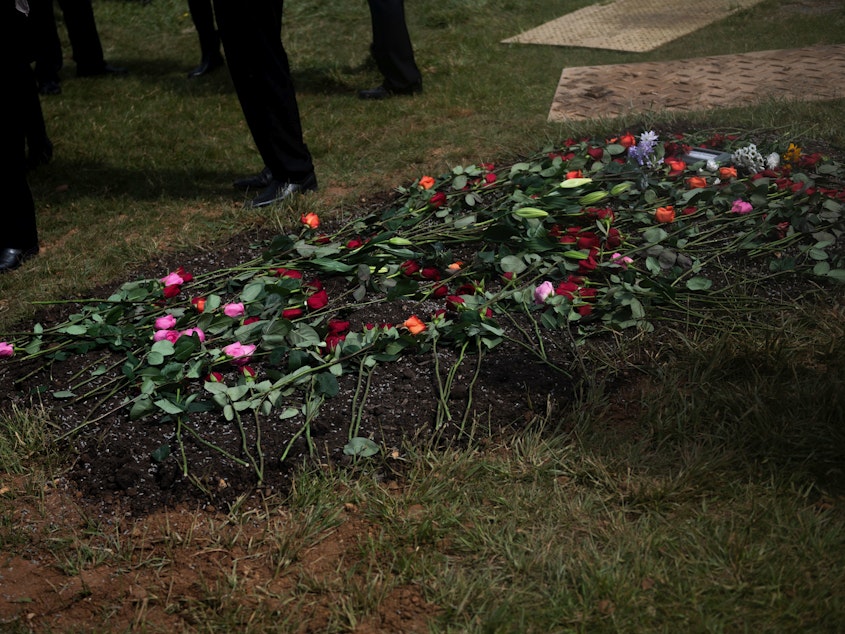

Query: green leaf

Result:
[312,258,355,273]
[130,395,155,420]
[151,444,171,462]
[685,277,713,291]
[643,227,668,244]
[500,255,527,274]
[52,391,76,399]
[151,340,175,356]
[316,372,339,397]
[240,282,266,303]
[343,437,380,458]
[155,399,184,415]
[826,269,845,282]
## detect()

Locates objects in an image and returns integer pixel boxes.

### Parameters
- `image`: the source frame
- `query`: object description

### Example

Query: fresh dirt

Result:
[2,135,843,631]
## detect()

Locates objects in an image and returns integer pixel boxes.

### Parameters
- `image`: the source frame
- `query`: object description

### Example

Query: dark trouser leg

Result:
[367,0,421,92]
[212,0,313,181]
[188,0,222,62]
[56,0,106,74]
[2,9,39,251]
[29,0,64,84]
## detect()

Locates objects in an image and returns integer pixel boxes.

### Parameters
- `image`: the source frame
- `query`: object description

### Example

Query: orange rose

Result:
[655,206,676,223]
[565,170,583,180]
[686,176,708,189]
[418,175,436,190]
[447,261,463,271]
[403,315,426,335]
[300,212,320,229]
[717,166,737,180]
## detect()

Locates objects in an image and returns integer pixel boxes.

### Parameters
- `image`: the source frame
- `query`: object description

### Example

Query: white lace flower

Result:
[766,152,780,170]
[706,159,719,172]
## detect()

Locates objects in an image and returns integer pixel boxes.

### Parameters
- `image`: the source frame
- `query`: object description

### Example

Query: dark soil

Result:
[1,218,584,518]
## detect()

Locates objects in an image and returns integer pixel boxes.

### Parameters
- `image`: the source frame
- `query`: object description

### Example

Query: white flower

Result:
[732,144,765,173]
[706,159,719,172]
[766,152,780,170]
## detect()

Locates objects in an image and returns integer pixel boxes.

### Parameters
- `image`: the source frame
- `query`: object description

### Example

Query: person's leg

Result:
[213,0,313,183]
[29,0,64,93]
[2,6,40,268]
[365,0,421,94]
[187,0,223,77]
[55,0,106,74]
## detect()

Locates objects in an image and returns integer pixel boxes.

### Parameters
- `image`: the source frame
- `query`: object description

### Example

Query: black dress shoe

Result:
[77,62,128,78]
[0,246,39,273]
[233,166,273,191]
[38,79,62,95]
[358,83,422,100]
[245,173,318,209]
[187,56,224,79]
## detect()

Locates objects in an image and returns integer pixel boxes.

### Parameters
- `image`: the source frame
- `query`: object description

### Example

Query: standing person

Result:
[213,0,317,209]
[358,0,422,100]
[186,0,224,78]
[2,0,41,273]
[29,0,127,95]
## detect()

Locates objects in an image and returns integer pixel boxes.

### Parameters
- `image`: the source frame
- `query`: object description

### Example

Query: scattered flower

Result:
[655,206,676,223]
[533,281,555,305]
[223,302,245,318]
[429,191,447,208]
[731,199,753,214]
[0,342,14,358]
[610,253,634,269]
[686,176,708,189]
[282,307,304,319]
[180,328,206,342]
[718,166,738,180]
[191,297,206,312]
[418,175,435,190]
[205,371,224,383]
[301,212,320,229]
[155,314,177,330]
[153,329,180,343]
[306,289,329,310]
[222,342,256,366]
[403,315,426,335]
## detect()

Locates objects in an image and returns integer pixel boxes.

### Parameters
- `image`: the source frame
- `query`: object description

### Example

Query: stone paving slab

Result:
[502,0,765,53]
[548,44,845,122]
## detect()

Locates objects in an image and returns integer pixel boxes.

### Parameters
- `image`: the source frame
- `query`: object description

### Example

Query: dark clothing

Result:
[2,1,39,251]
[30,0,109,83]
[212,0,314,182]
[367,0,421,93]
[187,0,222,63]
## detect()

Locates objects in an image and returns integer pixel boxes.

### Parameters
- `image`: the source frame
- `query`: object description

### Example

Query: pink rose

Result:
[0,342,14,358]
[180,328,206,342]
[610,253,634,269]
[731,199,753,214]
[223,302,245,318]
[223,342,257,365]
[160,272,184,286]
[154,329,180,343]
[533,281,555,305]
[155,314,177,330]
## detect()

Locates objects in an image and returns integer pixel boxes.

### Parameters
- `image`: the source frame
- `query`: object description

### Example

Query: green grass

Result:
[1,0,845,631]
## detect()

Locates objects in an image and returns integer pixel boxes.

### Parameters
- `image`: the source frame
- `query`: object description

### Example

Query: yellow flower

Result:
[783,143,802,166]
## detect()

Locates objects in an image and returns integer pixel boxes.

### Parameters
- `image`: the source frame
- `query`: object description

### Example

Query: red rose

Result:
[306,289,329,310]
[429,191,447,208]
[175,267,193,283]
[400,260,420,276]
[274,268,303,279]
[606,228,623,248]
[325,333,346,352]
[619,132,636,148]
[577,233,600,250]
[446,295,465,311]
[665,158,686,176]
[554,281,578,300]
[587,147,604,161]
[327,319,350,335]
[282,308,304,319]
[484,172,497,186]
[191,296,206,312]
[420,267,441,281]
[346,238,364,250]
[431,284,448,298]
[243,316,260,325]
[163,284,181,298]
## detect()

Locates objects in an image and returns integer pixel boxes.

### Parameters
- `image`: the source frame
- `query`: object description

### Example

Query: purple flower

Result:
[0,342,14,358]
